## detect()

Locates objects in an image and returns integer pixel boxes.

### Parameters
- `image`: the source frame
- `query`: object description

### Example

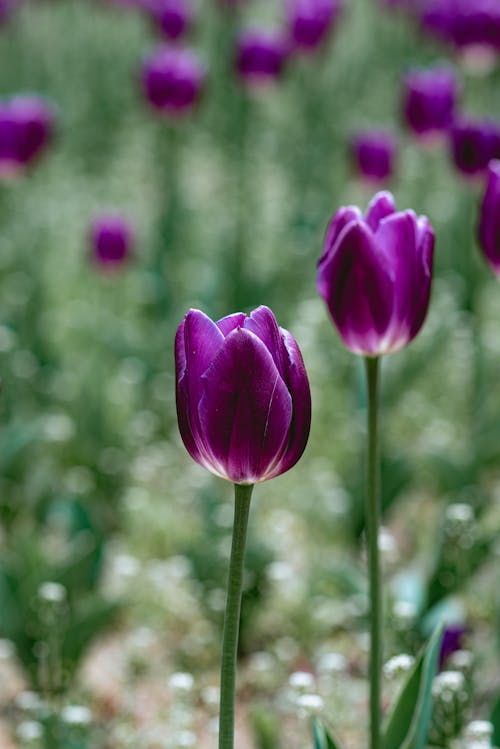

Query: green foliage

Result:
[312,718,345,749]
[383,624,444,749]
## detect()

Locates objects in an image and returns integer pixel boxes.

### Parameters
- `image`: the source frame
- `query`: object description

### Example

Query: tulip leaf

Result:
[312,718,344,749]
[383,623,444,749]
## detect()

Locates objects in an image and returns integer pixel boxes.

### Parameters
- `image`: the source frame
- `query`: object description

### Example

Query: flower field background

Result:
[1,1,500,747]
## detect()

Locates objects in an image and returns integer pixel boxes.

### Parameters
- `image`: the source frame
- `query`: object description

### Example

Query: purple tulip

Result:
[286,0,342,52]
[235,30,289,86]
[478,160,500,277]
[141,45,205,116]
[421,0,500,54]
[175,306,311,484]
[0,95,54,178]
[0,0,17,25]
[147,0,192,40]
[317,192,435,356]
[402,66,459,138]
[450,119,500,176]
[439,623,467,669]
[351,131,396,184]
[90,214,134,270]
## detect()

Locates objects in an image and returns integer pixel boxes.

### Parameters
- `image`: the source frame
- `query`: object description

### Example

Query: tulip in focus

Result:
[175,306,311,484]
[0,95,54,178]
[90,214,134,270]
[351,130,396,184]
[141,45,205,116]
[450,119,500,176]
[235,30,289,86]
[286,0,342,52]
[402,65,459,138]
[478,160,500,277]
[147,0,192,40]
[317,192,434,356]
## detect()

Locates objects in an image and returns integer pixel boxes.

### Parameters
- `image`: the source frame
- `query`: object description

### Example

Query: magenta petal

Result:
[318,220,394,355]
[243,305,287,378]
[217,312,247,336]
[267,328,311,477]
[175,320,204,465]
[365,191,396,231]
[408,216,434,340]
[319,206,362,267]
[198,328,293,484]
[479,159,500,276]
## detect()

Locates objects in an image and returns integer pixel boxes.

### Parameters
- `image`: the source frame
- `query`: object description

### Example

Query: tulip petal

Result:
[479,159,500,276]
[175,320,204,465]
[199,328,293,484]
[317,220,393,355]
[217,312,247,337]
[319,206,362,268]
[266,328,311,477]
[243,305,287,378]
[365,191,396,231]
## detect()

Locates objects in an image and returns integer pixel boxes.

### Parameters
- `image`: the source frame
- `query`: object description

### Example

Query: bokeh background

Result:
[0,0,500,747]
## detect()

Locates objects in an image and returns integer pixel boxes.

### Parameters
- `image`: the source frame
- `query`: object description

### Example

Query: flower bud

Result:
[450,119,500,176]
[317,192,434,356]
[351,130,396,184]
[286,0,342,52]
[147,0,192,40]
[402,65,459,138]
[478,159,500,277]
[89,214,134,270]
[0,95,54,178]
[141,45,205,116]
[235,30,289,87]
[175,306,311,484]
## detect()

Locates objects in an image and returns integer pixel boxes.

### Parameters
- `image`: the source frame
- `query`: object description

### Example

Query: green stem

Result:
[219,483,253,749]
[364,356,382,749]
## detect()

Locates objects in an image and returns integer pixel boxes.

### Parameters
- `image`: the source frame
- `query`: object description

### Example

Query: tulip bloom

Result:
[478,160,500,277]
[286,0,342,52]
[175,306,311,484]
[0,95,54,178]
[147,0,192,40]
[402,66,459,138]
[90,214,134,270]
[141,45,205,116]
[450,119,500,176]
[235,30,289,86]
[317,192,435,356]
[421,0,500,54]
[351,131,396,184]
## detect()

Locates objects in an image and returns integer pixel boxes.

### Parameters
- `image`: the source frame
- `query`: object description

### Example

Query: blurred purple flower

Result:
[235,30,289,86]
[286,0,342,52]
[421,0,500,54]
[317,192,435,356]
[175,306,311,484]
[90,214,134,270]
[478,159,500,277]
[0,0,18,25]
[351,130,397,184]
[402,65,459,138]
[0,95,54,178]
[147,0,192,40]
[450,119,500,176]
[439,623,467,668]
[141,45,205,116]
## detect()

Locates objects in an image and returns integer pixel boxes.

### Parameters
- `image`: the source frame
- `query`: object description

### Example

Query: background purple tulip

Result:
[141,45,205,116]
[351,131,396,184]
[420,0,500,54]
[175,306,311,484]
[235,30,289,86]
[0,95,54,178]
[439,623,467,669]
[147,0,192,40]
[90,214,134,270]
[286,0,342,52]
[478,159,500,277]
[402,66,459,138]
[317,192,435,356]
[450,119,500,176]
[0,0,17,25]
